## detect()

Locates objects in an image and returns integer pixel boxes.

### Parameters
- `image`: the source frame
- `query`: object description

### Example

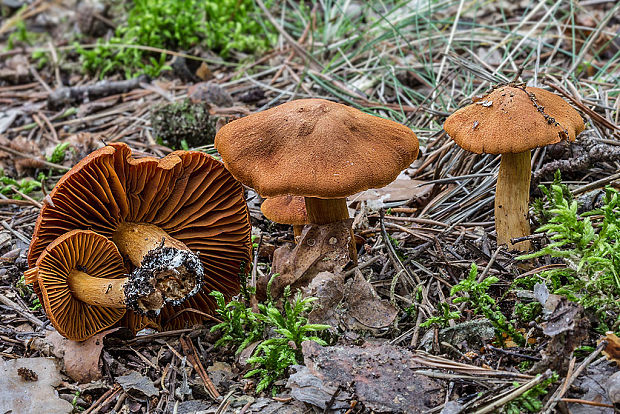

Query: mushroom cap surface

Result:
[26,230,127,341]
[261,195,307,225]
[27,143,252,330]
[215,99,419,198]
[443,86,585,154]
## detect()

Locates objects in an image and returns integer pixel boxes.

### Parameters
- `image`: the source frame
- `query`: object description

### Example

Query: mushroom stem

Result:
[304,197,358,263]
[495,151,532,251]
[304,197,350,224]
[112,222,205,313]
[112,222,191,267]
[67,270,127,308]
[66,269,170,313]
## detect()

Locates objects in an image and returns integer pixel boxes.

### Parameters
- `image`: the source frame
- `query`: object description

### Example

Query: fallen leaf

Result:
[345,271,398,329]
[601,332,620,366]
[608,371,620,406]
[569,361,618,414]
[0,357,73,413]
[262,221,352,300]
[349,178,434,208]
[529,296,589,375]
[116,371,159,398]
[188,82,233,107]
[294,341,444,413]
[63,329,118,383]
[287,365,352,410]
[30,328,119,383]
[303,271,344,327]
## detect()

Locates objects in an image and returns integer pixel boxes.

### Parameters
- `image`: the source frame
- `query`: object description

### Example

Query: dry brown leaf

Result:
[349,178,434,207]
[345,271,398,329]
[601,332,620,366]
[260,221,352,300]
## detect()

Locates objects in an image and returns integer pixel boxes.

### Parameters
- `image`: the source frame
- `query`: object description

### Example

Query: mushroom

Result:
[24,230,162,340]
[261,195,307,239]
[444,86,584,250]
[27,143,251,330]
[215,99,419,261]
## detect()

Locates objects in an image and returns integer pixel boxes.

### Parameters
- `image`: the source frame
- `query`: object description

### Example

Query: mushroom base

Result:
[124,246,204,316]
[495,151,532,251]
[304,197,357,264]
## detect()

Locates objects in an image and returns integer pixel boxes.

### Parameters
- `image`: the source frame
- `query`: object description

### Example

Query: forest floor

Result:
[0,1,619,413]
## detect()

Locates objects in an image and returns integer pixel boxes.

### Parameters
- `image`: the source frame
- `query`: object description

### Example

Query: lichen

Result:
[151,99,216,149]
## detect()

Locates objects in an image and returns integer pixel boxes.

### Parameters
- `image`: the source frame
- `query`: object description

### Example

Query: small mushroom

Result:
[444,86,584,250]
[24,230,156,341]
[27,143,251,331]
[215,99,419,261]
[261,195,308,239]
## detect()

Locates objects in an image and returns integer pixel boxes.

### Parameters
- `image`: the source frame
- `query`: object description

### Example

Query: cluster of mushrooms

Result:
[25,143,252,340]
[24,87,584,342]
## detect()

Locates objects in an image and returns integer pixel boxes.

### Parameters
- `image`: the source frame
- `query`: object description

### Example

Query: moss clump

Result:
[151,99,216,150]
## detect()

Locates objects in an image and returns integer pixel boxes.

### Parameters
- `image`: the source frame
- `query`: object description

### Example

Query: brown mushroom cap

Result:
[443,86,585,154]
[28,230,127,341]
[215,99,419,198]
[27,143,252,330]
[261,195,307,226]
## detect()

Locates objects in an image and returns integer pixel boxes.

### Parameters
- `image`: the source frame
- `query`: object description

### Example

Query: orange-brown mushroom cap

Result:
[27,143,252,330]
[26,230,127,341]
[261,195,307,226]
[443,86,585,154]
[215,99,419,199]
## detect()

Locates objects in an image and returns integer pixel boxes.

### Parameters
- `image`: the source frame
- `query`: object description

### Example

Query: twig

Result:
[542,340,608,413]
[473,370,552,414]
[0,144,69,171]
[179,336,221,400]
[48,75,150,108]
[83,384,122,414]
[560,398,615,408]
[379,209,419,287]
[0,293,48,329]
[572,171,620,195]
[1,221,30,244]
[254,0,322,71]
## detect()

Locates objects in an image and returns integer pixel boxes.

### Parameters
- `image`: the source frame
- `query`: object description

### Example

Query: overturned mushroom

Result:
[444,86,584,250]
[24,230,149,341]
[216,99,419,262]
[261,195,308,239]
[27,143,251,331]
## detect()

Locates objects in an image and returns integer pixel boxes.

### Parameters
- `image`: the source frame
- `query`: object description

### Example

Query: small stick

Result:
[8,186,42,209]
[473,370,552,414]
[1,220,30,244]
[179,336,221,400]
[0,144,69,171]
[560,398,615,408]
[0,293,48,329]
[83,384,122,414]
[542,340,608,413]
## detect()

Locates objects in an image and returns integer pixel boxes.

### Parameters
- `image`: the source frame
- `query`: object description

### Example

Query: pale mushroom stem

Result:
[67,270,128,309]
[112,222,191,266]
[495,151,532,251]
[304,197,358,263]
[304,197,350,224]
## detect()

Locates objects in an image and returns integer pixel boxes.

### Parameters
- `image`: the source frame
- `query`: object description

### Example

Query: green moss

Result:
[76,0,276,78]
